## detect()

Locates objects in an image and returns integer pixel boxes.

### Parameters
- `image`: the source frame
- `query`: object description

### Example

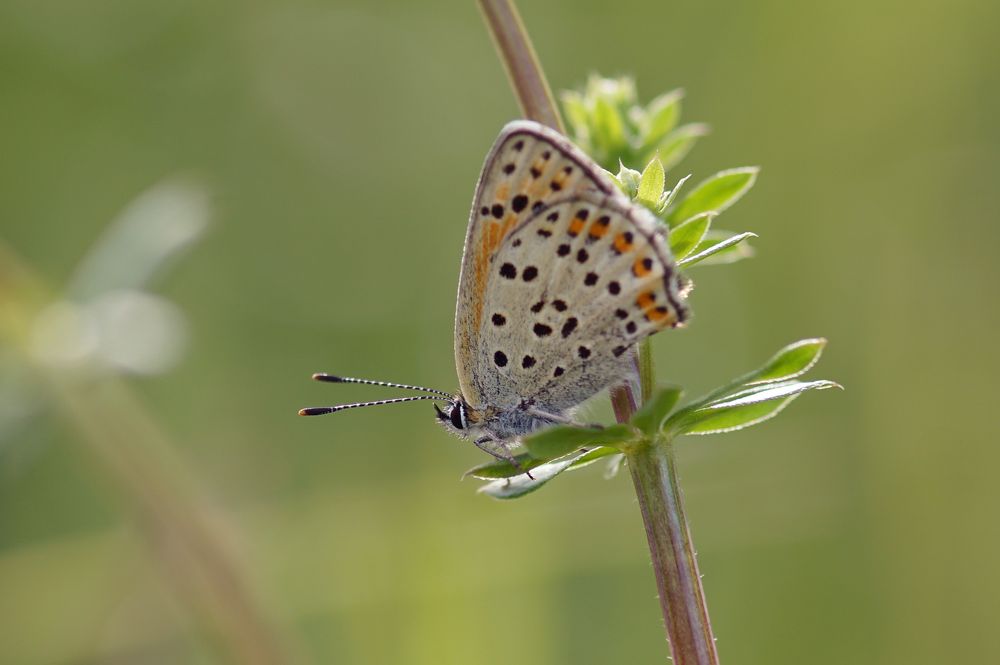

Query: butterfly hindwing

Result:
[471,193,688,413]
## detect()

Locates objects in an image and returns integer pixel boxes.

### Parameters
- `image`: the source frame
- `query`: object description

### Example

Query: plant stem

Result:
[477,0,565,133]
[476,3,719,662]
[0,244,295,665]
[627,438,719,664]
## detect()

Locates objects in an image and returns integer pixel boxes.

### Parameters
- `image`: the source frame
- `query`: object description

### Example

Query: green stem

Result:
[638,338,655,402]
[476,4,719,662]
[477,0,565,133]
[627,438,719,665]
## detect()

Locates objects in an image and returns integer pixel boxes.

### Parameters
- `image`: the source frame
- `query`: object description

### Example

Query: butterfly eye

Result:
[450,402,467,430]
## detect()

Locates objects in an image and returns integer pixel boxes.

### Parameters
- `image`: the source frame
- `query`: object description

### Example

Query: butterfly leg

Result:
[474,436,535,480]
[524,406,603,430]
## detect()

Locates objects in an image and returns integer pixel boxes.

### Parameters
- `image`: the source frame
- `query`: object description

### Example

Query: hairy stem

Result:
[477,0,565,133]
[627,439,719,664]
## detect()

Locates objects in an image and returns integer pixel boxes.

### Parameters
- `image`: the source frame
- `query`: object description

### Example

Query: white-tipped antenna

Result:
[299,395,447,416]
[310,373,452,397]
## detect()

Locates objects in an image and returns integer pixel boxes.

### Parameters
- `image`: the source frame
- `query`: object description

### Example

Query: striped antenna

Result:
[311,373,451,397]
[299,394,447,417]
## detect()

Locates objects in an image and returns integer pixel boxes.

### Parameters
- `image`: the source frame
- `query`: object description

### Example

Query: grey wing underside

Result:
[452,121,619,409]
[469,192,689,414]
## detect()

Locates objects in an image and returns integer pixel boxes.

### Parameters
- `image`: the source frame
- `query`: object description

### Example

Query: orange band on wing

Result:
[471,214,519,332]
[636,291,677,327]
[614,232,634,253]
[588,216,610,239]
[636,291,656,309]
[645,306,675,325]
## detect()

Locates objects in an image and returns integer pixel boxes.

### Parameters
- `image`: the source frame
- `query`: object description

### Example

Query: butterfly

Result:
[300,120,690,472]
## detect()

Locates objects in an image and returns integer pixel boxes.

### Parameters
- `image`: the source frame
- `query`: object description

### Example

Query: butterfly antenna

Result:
[310,373,452,397]
[299,394,448,416]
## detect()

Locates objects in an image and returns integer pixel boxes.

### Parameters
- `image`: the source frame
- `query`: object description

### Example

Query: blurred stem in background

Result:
[477,1,719,663]
[0,197,297,664]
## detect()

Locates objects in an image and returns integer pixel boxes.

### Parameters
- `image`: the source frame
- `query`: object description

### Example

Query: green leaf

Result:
[464,453,546,480]
[679,396,795,435]
[667,167,759,227]
[593,97,626,153]
[693,338,830,407]
[678,231,756,267]
[663,338,839,438]
[657,174,691,215]
[476,445,620,499]
[477,454,581,499]
[629,386,682,437]
[615,161,642,198]
[669,212,713,260]
[567,446,621,469]
[524,424,634,460]
[641,89,684,149]
[709,379,840,408]
[669,380,840,436]
[654,123,709,171]
[637,157,665,207]
[750,338,827,384]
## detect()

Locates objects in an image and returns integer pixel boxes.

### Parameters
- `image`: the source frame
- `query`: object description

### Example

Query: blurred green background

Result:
[2,0,998,663]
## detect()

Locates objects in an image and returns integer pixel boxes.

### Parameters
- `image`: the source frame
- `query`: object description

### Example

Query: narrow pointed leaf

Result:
[654,123,709,172]
[668,380,840,436]
[667,167,759,226]
[669,212,714,260]
[749,338,827,384]
[642,89,684,148]
[477,444,626,499]
[681,396,796,435]
[630,386,682,437]
[709,379,840,408]
[657,174,692,215]
[464,453,546,480]
[693,338,832,408]
[478,455,580,499]
[637,158,666,207]
[678,231,756,267]
[567,446,621,469]
[667,381,840,434]
[593,97,625,152]
[525,424,634,460]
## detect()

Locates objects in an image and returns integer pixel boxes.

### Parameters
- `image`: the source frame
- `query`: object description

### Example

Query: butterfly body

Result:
[435,398,552,441]
[301,120,690,469]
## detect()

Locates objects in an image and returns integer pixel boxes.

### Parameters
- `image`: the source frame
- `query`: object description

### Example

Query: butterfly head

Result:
[433,395,489,440]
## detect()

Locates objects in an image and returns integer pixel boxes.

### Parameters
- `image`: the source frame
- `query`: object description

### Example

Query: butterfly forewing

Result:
[455,121,624,407]
[455,120,689,413]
